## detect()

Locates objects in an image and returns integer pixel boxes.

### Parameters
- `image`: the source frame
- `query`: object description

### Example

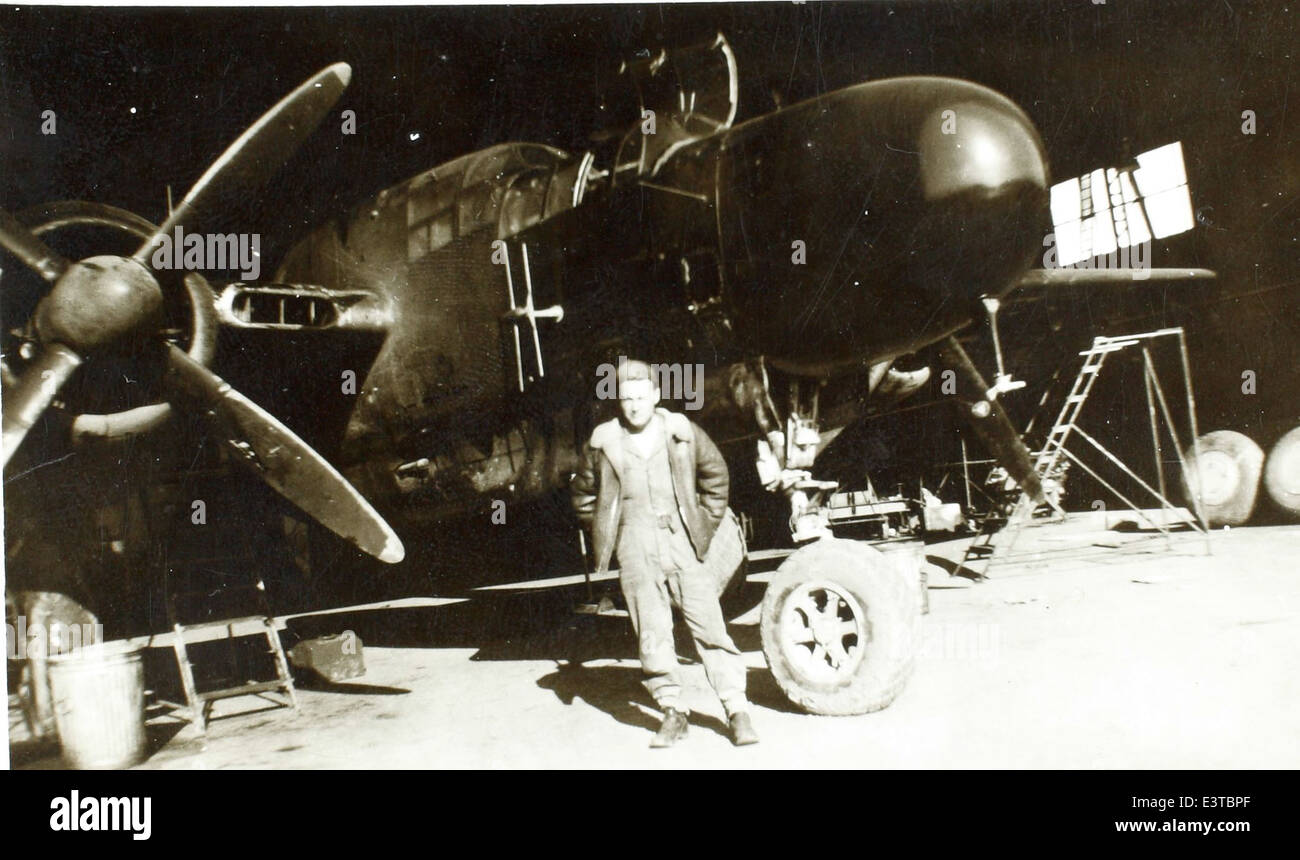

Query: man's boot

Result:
[650,707,689,748]
[729,711,759,746]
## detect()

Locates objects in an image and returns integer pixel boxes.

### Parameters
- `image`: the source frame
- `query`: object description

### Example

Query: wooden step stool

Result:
[165,572,298,734]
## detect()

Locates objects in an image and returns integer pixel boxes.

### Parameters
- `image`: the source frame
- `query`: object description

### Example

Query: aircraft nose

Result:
[710,77,1053,366]
[909,95,1052,307]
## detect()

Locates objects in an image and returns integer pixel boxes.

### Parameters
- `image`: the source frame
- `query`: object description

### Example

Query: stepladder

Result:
[164,569,298,734]
[960,337,1120,575]
[960,328,1210,577]
[1029,336,1131,499]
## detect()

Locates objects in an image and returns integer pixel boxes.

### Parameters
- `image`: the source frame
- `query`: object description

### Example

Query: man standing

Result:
[571,359,758,748]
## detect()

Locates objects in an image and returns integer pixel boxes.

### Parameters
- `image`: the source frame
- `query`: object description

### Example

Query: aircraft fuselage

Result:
[274,75,1051,529]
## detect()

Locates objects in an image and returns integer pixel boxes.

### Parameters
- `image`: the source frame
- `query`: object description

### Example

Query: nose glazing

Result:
[912,97,1052,306]
[918,98,1048,202]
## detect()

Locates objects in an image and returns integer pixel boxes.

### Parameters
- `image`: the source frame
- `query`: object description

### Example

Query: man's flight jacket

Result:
[570,408,729,574]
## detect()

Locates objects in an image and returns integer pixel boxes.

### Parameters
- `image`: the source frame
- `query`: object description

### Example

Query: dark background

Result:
[1,0,1297,488]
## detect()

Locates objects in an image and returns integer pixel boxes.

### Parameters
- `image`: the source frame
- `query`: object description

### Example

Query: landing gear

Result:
[759,538,919,715]
[750,373,840,542]
[738,365,923,715]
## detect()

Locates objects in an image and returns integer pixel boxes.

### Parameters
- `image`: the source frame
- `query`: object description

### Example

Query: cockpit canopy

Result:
[344,142,600,262]
[599,32,739,179]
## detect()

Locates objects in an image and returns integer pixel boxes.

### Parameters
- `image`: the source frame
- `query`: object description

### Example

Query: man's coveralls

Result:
[572,410,748,717]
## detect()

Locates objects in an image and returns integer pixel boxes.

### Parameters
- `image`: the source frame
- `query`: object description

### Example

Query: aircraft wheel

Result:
[1181,430,1264,527]
[1264,426,1300,519]
[760,538,918,715]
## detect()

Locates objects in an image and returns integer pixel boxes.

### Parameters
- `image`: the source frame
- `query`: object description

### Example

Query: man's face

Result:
[618,379,659,431]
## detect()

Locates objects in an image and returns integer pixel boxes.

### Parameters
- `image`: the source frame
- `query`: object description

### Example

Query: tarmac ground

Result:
[8,516,1300,769]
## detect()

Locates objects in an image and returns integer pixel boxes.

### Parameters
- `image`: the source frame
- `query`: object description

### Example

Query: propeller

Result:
[0,343,82,465]
[0,209,69,283]
[0,63,405,564]
[162,344,404,563]
[938,335,1045,505]
[134,63,351,264]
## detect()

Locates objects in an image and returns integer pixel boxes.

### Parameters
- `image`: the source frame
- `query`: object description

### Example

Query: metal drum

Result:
[48,645,147,769]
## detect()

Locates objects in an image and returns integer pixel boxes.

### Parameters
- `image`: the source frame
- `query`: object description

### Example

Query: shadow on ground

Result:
[11,555,781,766]
[535,662,738,741]
[282,577,769,664]
[927,554,984,581]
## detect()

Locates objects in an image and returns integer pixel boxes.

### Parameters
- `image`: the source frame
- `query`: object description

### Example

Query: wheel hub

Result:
[783,581,868,682]
[1196,450,1239,507]
[810,605,841,648]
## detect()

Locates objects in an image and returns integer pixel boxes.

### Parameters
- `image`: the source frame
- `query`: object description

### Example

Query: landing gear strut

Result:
[749,370,839,542]
[730,362,922,715]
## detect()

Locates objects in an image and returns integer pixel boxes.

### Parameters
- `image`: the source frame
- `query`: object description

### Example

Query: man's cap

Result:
[617,358,658,390]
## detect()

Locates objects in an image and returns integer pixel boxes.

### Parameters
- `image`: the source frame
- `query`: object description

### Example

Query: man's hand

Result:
[570,444,599,526]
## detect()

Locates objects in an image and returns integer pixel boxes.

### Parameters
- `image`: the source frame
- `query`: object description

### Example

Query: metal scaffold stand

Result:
[963,326,1212,576]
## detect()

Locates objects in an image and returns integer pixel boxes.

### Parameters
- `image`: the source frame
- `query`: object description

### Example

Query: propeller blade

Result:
[1,343,83,468]
[0,209,70,283]
[160,343,404,564]
[938,336,1044,504]
[133,63,352,265]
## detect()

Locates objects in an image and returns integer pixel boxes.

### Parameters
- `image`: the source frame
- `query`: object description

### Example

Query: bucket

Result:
[48,645,147,769]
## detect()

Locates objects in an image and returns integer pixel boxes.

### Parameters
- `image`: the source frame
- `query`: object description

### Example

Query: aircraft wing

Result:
[1014,267,1216,288]
[1020,141,1217,289]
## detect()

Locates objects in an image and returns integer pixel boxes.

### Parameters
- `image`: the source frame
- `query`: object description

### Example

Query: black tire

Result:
[760,538,919,715]
[1264,426,1300,519]
[1181,430,1264,527]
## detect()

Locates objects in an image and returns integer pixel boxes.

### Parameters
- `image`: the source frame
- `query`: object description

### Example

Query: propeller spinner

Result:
[0,63,405,564]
